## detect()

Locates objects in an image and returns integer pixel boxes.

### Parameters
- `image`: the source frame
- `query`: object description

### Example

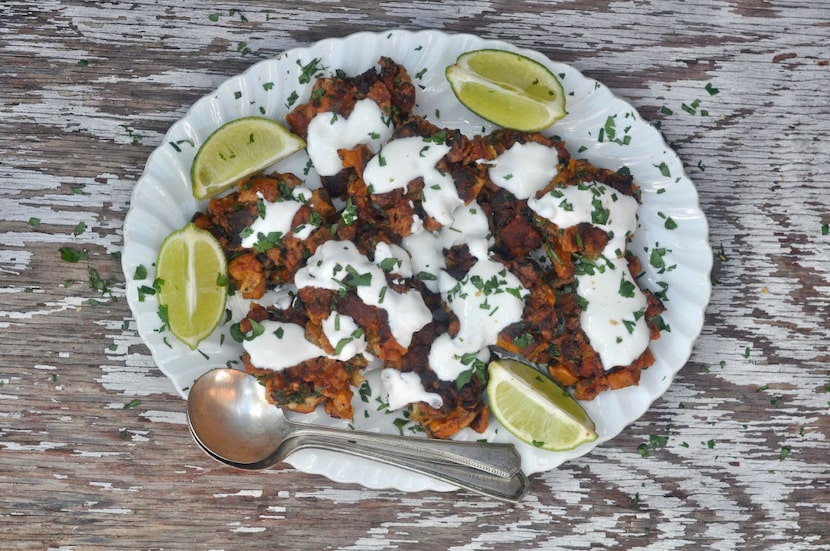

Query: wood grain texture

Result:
[1,1,828,549]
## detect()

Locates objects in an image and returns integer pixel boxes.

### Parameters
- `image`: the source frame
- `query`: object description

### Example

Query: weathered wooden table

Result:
[2,1,828,549]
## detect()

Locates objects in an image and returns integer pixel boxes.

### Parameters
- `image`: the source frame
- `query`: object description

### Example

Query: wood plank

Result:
[1,0,828,548]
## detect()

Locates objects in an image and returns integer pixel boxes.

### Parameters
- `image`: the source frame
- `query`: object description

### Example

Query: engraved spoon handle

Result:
[289,435,528,503]
[286,422,522,478]
[189,426,528,502]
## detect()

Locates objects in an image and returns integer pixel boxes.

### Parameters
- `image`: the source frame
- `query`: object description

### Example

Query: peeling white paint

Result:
[0,295,90,321]
[213,489,264,498]
[86,506,132,515]
[2,441,66,452]
[139,410,186,425]
[0,248,33,275]
[72,450,123,458]
[231,526,267,533]
[89,481,141,492]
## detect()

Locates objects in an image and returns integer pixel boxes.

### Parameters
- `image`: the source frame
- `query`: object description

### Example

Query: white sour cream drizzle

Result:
[402,200,492,293]
[306,99,394,177]
[528,181,649,369]
[243,315,367,371]
[403,201,528,381]
[487,141,560,200]
[363,137,463,225]
[404,200,528,382]
[240,188,315,248]
[428,255,529,382]
[243,320,326,371]
[294,240,432,349]
[322,312,367,361]
[373,241,413,278]
[381,369,443,410]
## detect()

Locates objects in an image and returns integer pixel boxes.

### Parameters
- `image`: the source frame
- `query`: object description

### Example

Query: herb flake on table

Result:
[121,125,142,145]
[59,246,88,263]
[228,8,247,21]
[637,433,669,458]
[88,267,119,299]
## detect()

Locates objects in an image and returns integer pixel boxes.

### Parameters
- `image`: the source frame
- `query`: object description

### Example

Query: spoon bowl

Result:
[187,367,290,465]
[186,368,529,502]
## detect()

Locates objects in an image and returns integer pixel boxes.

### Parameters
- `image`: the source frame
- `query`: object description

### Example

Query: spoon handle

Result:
[285,422,522,478]
[191,429,528,502]
[291,436,528,503]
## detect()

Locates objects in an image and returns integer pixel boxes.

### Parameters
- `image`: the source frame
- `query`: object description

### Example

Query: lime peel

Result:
[446,49,567,132]
[156,223,228,350]
[487,359,598,451]
[191,116,305,200]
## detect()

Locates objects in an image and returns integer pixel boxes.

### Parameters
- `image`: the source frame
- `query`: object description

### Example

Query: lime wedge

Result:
[487,358,598,451]
[191,117,305,200]
[446,49,567,131]
[156,223,228,349]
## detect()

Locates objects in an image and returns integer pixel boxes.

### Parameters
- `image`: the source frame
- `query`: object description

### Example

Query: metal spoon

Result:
[186,368,528,502]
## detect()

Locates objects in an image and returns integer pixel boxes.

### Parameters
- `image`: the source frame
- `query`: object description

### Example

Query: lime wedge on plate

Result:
[156,223,228,349]
[446,49,567,131]
[191,116,305,200]
[487,358,598,451]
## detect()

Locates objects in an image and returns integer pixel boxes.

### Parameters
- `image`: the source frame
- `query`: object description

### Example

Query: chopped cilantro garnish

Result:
[297,57,325,84]
[133,264,148,280]
[619,277,636,298]
[59,246,88,263]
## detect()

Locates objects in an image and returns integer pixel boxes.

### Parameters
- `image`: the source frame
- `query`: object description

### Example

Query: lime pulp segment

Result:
[487,359,597,451]
[446,49,566,132]
[191,117,305,200]
[156,223,228,349]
